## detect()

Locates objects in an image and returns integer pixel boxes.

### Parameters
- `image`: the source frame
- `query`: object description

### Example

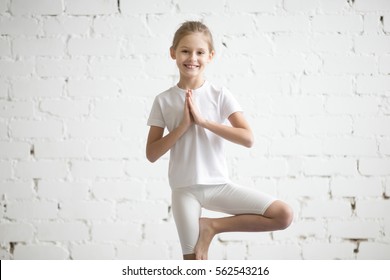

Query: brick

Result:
[15,161,68,179]
[332,177,382,197]
[319,0,350,12]
[301,199,351,218]
[273,220,326,240]
[117,200,168,222]
[88,140,142,159]
[270,136,322,156]
[0,0,7,13]
[379,55,390,74]
[120,0,172,14]
[71,161,125,179]
[248,244,301,260]
[356,76,390,94]
[255,15,310,32]
[127,159,168,180]
[68,38,119,56]
[379,139,390,155]
[236,158,288,177]
[40,99,90,117]
[71,244,115,260]
[0,17,39,35]
[270,96,323,115]
[284,0,319,12]
[0,162,12,179]
[59,201,114,220]
[357,242,390,259]
[323,137,377,156]
[0,37,10,56]
[34,140,87,158]
[13,245,68,260]
[6,201,58,219]
[302,242,355,260]
[328,221,380,239]
[13,38,64,56]
[93,98,145,119]
[90,58,143,78]
[66,120,120,138]
[274,34,310,53]
[222,35,272,55]
[36,58,88,77]
[301,75,352,95]
[299,116,352,135]
[117,244,169,260]
[0,142,30,158]
[38,181,89,201]
[92,222,142,242]
[0,101,33,117]
[277,178,329,198]
[43,16,91,35]
[311,35,353,53]
[323,55,376,74]
[228,0,278,13]
[94,16,148,36]
[12,79,64,99]
[145,180,170,201]
[312,15,363,32]
[0,79,7,98]
[219,231,272,243]
[11,0,63,15]
[0,61,34,77]
[66,0,118,15]
[0,223,34,242]
[0,182,34,199]
[36,222,89,241]
[251,117,295,137]
[254,55,305,74]
[359,158,390,175]
[92,180,145,200]
[303,158,358,176]
[355,36,390,54]
[10,120,63,138]
[354,117,390,136]
[326,96,380,114]
[144,222,178,242]
[208,14,257,35]
[68,79,120,98]
[356,200,390,218]
[354,0,390,11]
[177,0,224,13]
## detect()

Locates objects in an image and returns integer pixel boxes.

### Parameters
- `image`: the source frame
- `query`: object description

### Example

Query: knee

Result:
[277,204,293,230]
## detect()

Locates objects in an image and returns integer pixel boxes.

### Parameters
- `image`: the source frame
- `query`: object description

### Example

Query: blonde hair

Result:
[171,21,215,52]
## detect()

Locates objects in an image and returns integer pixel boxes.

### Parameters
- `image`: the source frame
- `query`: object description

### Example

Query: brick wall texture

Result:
[0,0,390,260]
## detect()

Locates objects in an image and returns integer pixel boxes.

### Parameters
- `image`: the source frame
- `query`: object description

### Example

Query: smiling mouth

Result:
[184,64,199,69]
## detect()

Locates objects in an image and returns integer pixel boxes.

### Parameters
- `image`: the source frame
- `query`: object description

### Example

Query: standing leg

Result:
[171,187,202,260]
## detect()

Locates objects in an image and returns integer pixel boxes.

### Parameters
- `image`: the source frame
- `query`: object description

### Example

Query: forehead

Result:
[177,33,210,49]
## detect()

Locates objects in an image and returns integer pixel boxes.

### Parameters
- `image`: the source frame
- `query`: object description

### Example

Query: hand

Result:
[180,91,193,130]
[187,89,206,126]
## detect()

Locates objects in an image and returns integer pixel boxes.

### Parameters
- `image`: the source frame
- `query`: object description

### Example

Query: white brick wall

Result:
[0,0,389,260]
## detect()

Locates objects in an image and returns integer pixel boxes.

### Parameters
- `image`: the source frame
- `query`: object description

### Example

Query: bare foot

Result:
[194,218,216,260]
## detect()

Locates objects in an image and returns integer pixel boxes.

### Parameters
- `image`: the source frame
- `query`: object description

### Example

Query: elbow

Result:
[146,150,158,163]
[244,133,254,148]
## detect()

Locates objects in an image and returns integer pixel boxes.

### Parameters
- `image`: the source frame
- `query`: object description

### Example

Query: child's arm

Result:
[146,97,192,163]
[187,90,253,148]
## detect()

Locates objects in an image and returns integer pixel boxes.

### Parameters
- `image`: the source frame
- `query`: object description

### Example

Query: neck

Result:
[177,77,205,90]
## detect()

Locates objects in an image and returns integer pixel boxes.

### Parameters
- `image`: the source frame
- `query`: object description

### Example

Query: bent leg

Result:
[195,184,293,260]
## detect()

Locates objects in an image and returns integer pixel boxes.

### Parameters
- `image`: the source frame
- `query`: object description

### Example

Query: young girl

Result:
[146,21,293,260]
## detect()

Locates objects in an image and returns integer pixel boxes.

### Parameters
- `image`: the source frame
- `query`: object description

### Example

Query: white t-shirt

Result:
[147,81,242,188]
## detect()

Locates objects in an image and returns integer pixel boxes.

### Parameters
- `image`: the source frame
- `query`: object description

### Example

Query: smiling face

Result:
[170,33,214,88]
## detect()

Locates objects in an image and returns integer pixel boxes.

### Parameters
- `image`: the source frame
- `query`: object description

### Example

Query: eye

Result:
[181,50,189,53]
[197,51,205,55]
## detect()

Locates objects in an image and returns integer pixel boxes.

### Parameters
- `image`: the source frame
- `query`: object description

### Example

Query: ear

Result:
[208,50,215,63]
[170,47,176,59]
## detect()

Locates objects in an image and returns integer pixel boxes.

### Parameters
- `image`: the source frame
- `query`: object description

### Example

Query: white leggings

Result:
[171,183,277,255]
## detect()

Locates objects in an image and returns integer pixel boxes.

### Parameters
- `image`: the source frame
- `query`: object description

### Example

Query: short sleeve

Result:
[220,87,243,120]
[147,97,165,128]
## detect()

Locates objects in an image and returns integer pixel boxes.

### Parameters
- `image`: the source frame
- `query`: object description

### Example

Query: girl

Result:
[146,21,293,260]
